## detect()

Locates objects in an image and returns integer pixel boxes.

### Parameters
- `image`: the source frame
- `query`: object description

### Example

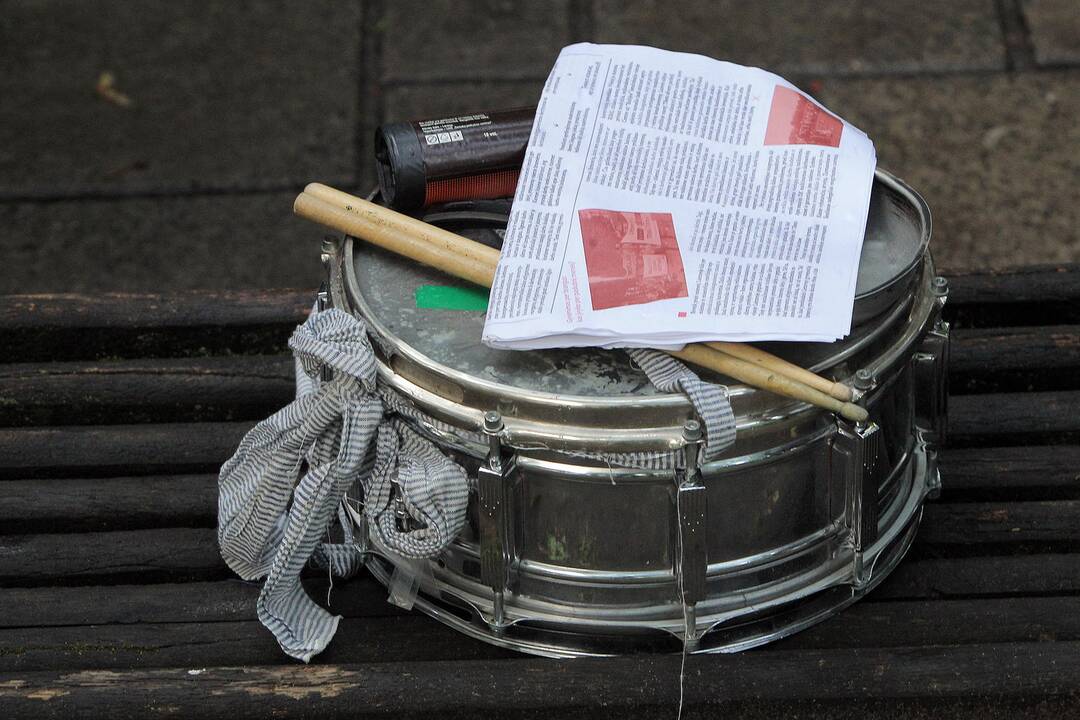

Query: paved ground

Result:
[1,0,1077,293]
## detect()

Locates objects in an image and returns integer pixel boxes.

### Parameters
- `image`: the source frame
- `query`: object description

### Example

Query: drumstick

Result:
[294,189,868,423]
[705,342,853,402]
[306,186,851,395]
[304,186,858,404]
[668,344,865,421]
[294,193,496,287]
[304,183,503,271]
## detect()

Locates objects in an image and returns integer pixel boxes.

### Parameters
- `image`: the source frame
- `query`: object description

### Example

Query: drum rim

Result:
[339,168,933,418]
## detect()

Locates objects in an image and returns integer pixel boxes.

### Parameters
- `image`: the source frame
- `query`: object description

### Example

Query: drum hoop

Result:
[338,169,935,425]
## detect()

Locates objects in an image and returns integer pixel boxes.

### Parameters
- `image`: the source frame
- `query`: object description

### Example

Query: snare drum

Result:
[326,168,949,657]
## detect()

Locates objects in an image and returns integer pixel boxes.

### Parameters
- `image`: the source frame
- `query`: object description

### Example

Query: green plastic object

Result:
[414,285,490,311]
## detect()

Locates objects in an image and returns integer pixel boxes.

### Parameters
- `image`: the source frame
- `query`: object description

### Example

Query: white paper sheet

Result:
[482,43,877,350]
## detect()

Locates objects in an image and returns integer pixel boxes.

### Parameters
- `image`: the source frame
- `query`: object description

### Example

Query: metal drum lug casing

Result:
[335,169,947,657]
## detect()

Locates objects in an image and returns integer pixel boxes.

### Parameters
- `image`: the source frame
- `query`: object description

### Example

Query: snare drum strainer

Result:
[327,168,949,657]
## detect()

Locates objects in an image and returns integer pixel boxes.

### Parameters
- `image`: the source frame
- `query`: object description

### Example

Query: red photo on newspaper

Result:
[578,209,689,311]
[764,85,843,148]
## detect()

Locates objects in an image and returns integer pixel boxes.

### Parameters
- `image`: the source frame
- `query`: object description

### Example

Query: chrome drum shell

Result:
[332,169,949,657]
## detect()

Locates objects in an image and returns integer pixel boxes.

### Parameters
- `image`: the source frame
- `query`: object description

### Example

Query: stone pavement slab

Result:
[0,0,360,199]
[381,80,546,122]
[815,70,1080,270]
[380,0,571,82]
[0,193,323,294]
[1022,0,1080,66]
[594,0,1006,76]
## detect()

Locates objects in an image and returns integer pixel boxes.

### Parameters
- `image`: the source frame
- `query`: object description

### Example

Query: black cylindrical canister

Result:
[374,107,536,211]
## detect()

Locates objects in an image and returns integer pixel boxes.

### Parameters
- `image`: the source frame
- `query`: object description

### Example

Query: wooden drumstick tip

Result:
[839,402,869,423]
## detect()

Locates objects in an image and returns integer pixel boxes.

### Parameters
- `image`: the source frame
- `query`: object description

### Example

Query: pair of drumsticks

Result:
[294,184,867,422]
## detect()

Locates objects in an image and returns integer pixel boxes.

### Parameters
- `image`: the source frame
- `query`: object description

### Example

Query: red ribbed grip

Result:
[424,169,520,206]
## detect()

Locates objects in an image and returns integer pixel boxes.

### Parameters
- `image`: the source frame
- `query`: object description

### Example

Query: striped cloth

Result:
[626,349,737,463]
[217,307,735,661]
[217,308,468,661]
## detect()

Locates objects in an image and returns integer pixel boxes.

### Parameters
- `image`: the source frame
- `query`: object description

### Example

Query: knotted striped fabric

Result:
[217,307,736,661]
[626,349,737,463]
[217,308,469,661]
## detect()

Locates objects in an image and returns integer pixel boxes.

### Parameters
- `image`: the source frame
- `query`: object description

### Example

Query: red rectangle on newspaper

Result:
[579,209,689,311]
[764,85,843,147]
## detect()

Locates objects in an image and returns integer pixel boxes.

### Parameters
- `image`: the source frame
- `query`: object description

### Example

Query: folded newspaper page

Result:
[482,43,877,350]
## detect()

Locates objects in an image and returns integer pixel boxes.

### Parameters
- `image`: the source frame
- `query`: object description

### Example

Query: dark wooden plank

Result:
[2,595,1076,673]
[947,264,1080,306]
[4,497,1075,587]
[6,445,1076,536]
[1,326,1078,428]
[951,325,1080,393]
[2,642,1079,719]
[0,291,310,362]
[0,578,404,628]
[3,326,1079,428]
[0,615,513,673]
[773,595,1080,650]
[4,552,1079,631]
[0,422,252,479]
[0,528,225,587]
[871,553,1080,600]
[941,446,1080,500]
[942,446,1080,490]
[0,356,294,426]
[945,264,1080,327]
[919,500,1080,547]
[0,266,1076,365]
[948,390,1080,446]
[1,388,1076,480]
[0,475,218,534]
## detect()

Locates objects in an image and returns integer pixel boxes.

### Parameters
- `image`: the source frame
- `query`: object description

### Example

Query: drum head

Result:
[348,169,930,397]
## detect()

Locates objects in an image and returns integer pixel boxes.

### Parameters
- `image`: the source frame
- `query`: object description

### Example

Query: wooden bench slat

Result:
[0,291,311,363]
[945,264,1080,328]
[3,446,1077,535]
[940,446,1080,492]
[0,475,217,534]
[2,551,1079,630]
[0,266,1074,362]
[920,500,1080,546]
[870,553,1080,600]
[1,323,1079,429]
[1,325,1079,427]
[2,387,1078,479]
[4,500,1078,587]
[951,325,1080,393]
[0,615,514,674]
[0,580,404,628]
[0,357,294,426]
[2,642,1079,718]
[0,422,252,479]
[0,528,225,586]
[6,550,1080,637]
[1,595,1076,674]
[0,291,311,330]
[949,391,1080,446]
[946,265,1080,306]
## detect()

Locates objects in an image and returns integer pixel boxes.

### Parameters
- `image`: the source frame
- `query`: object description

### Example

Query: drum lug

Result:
[921,433,943,500]
[675,420,708,648]
[478,410,516,632]
[913,314,950,449]
[832,419,883,589]
[317,237,337,383]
